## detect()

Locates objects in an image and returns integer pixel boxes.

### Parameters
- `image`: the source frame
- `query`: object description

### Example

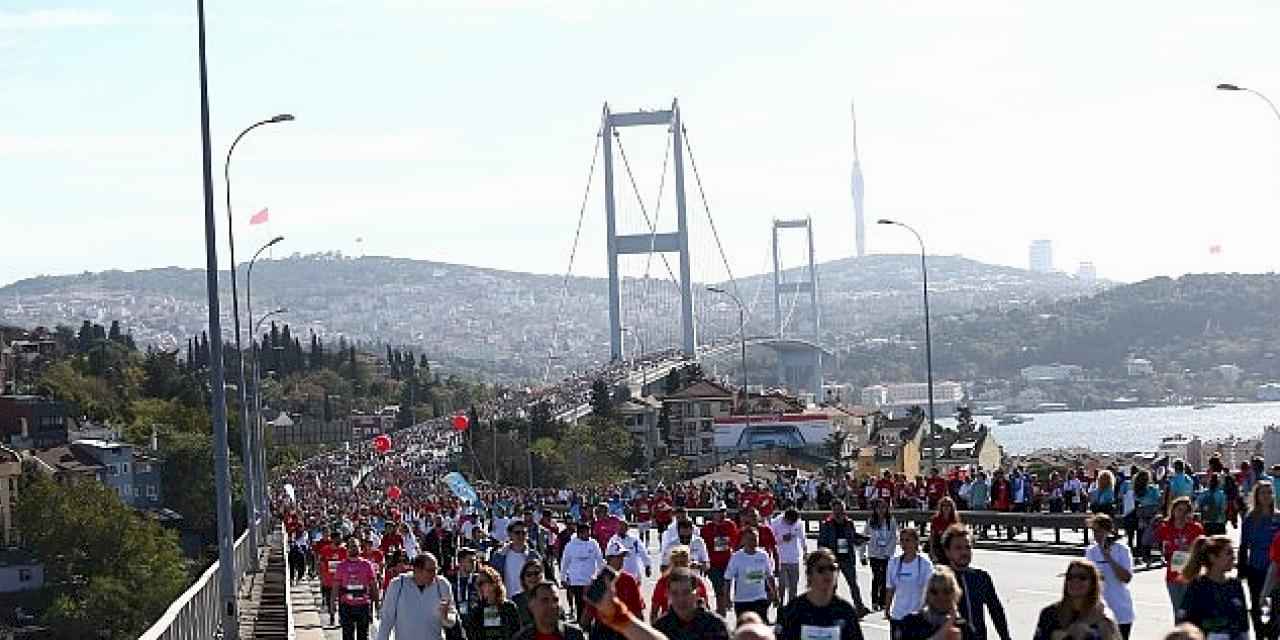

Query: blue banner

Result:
[444,472,479,504]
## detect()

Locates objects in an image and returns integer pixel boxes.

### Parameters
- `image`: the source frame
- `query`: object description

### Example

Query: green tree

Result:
[16,476,187,639]
[590,378,613,418]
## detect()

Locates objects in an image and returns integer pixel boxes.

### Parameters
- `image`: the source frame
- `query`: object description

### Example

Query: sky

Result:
[3,1,1280,289]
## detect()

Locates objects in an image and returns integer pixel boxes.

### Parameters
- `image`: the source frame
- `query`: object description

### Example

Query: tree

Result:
[310,333,324,371]
[16,476,187,639]
[160,431,243,535]
[590,378,613,418]
[955,405,976,433]
[108,320,123,344]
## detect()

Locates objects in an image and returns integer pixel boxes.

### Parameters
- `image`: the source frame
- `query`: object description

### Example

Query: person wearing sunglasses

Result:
[894,566,964,640]
[464,564,523,640]
[511,559,547,629]
[776,548,865,640]
[1031,560,1121,640]
[491,521,542,600]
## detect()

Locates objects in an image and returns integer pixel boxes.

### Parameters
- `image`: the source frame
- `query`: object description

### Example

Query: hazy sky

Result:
[3,1,1280,289]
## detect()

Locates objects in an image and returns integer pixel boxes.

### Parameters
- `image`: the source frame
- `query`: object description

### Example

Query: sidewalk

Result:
[290,576,342,640]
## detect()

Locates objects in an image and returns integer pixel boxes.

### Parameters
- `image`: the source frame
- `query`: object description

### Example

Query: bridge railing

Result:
[138,528,253,640]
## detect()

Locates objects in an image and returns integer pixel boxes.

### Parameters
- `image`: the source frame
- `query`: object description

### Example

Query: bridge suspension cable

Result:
[547,130,602,381]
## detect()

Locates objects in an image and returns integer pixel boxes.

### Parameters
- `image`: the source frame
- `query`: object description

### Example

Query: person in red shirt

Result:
[874,470,896,504]
[631,493,653,544]
[926,468,948,509]
[315,531,347,625]
[700,506,739,616]
[592,504,623,552]
[652,492,674,534]
[1156,496,1206,617]
[379,523,404,556]
[739,507,777,565]
[588,548,644,626]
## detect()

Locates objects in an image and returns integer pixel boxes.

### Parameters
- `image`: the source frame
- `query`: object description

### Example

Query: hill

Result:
[834,272,1280,389]
[0,253,1103,382]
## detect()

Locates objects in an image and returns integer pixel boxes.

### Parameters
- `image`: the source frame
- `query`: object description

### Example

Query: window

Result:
[147,485,158,499]
[107,464,118,477]
[121,463,130,474]
[18,569,31,582]
[683,437,699,455]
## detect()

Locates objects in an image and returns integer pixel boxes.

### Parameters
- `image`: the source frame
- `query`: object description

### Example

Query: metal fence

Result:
[138,528,253,640]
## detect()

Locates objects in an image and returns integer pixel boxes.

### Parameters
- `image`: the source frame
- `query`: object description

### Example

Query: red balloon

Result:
[373,434,392,454]
[386,485,402,500]
[452,414,470,431]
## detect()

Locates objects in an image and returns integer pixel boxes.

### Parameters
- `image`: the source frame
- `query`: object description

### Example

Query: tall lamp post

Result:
[621,327,652,480]
[707,286,753,483]
[224,112,292,570]
[1217,83,1280,122]
[252,306,287,508]
[247,236,284,525]
[193,1,237,634]
[877,219,937,467]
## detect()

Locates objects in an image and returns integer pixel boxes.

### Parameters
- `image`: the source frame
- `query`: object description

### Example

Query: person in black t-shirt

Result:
[894,566,964,640]
[654,568,730,640]
[777,548,865,640]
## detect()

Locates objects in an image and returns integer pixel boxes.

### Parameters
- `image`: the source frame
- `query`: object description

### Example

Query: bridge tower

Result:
[602,100,696,361]
[771,217,823,397]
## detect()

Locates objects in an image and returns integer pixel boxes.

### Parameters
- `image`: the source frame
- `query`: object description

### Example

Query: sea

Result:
[931,401,1280,455]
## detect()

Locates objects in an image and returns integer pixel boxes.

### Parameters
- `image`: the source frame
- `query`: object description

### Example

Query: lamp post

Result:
[224,112,292,570]
[877,219,937,467]
[193,1,237,634]
[1217,83,1280,123]
[621,327,652,480]
[247,236,283,526]
[707,286,752,483]
[252,306,287,507]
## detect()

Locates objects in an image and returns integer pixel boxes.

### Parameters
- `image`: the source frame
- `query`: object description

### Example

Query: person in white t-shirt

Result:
[725,527,777,624]
[769,508,808,606]
[606,520,652,580]
[660,519,710,571]
[885,527,933,628]
[1084,514,1135,638]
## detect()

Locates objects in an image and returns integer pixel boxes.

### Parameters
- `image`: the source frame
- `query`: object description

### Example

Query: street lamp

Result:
[193,1,238,634]
[247,235,283,524]
[252,306,287,506]
[225,113,292,568]
[877,219,938,467]
[1217,83,1280,122]
[707,285,753,483]
[621,327,652,481]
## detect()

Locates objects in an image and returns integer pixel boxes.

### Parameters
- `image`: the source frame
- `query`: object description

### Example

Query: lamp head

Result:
[270,113,296,123]
[1216,83,1243,91]
[706,286,726,294]
[876,218,896,225]
[267,235,285,248]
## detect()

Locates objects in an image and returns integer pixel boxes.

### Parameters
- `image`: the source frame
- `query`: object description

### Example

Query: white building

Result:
[1158,433,1203,470]
[1029,240,1053,273]
[861,382,964,415]
[1076,262,1097,284]
[1126,358,1155,377]
[1214,364,1243,386]
[1266,426,1280,467]
[1020,364,1083,383]
[1204,435,1260,470]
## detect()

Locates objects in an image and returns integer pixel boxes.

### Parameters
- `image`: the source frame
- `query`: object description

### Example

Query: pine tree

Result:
[108,320,123,344]
[186,338,194,370]
[199,331,210,369]
[77,320,94,354]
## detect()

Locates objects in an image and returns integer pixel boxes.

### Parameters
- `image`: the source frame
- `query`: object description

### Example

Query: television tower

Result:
[851,100,866,258]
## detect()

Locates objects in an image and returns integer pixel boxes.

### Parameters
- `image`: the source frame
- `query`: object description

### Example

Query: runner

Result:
[653,567,729,640]
[1084,515,1135,640]
[776,548,865,640]
[464,564,522,640]
[817,499,870,617]
[702,506,740,616]
[1155,496,1205,617]
[334,537,380,640]
[769,508,807,606]
[885,527,933,632]
[939,525,1011,640]
[724,527,777,624]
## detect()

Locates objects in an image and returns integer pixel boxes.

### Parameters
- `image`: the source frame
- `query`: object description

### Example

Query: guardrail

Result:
[138,529,252,640]
[283,522,296,640]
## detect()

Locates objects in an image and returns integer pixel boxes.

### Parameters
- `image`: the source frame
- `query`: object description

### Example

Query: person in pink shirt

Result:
[333,537,381,640]
[592,504,622,551]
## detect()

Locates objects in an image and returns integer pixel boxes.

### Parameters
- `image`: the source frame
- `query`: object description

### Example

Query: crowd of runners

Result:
[273,420,1276,640]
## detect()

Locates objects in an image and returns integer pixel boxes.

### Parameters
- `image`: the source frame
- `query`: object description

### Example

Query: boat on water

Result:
[1193,403,1217,410]
[996,414,1034,425]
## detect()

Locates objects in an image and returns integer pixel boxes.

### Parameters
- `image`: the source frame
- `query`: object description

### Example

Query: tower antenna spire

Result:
[851,99,866,258]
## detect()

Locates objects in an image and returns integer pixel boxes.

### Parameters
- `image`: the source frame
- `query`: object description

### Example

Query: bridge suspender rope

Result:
[547,131,602,382]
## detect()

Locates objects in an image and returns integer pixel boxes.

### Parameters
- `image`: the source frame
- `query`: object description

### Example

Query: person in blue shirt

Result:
[1197,473,1228,536]
[1239,481,1279,636]
[1089,470,1118,516]
[1168,459,1194,500]
[1129,470,1161,565]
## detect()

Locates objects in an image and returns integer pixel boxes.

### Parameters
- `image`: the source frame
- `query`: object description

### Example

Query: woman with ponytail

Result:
[1032,559,1121,640]
[1177,535,1249,640]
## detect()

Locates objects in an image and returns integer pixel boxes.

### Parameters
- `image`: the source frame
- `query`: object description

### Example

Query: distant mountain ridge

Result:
[0,253,1106,382]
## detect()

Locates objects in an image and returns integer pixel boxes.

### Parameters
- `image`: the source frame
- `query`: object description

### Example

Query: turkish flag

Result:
[249,208,269,225]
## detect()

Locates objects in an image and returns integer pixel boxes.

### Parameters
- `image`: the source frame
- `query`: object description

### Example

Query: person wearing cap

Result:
[607,520,652,580]
[702,505,740,616]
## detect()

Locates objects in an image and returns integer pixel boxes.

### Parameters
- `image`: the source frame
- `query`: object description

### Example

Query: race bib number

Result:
[837,539,849,555]
[483,608,502,627]
[800,624,841,640]
[746,570,765,584]
[1170,550,1191,572]
[639,506,649,513]
[345,583,366,595]
[715,536,730,552]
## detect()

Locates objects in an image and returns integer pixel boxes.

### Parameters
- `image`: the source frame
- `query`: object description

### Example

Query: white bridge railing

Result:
[138,528,253,640]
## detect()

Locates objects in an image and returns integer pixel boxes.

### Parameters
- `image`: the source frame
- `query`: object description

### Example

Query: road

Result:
[293,532,1182,640]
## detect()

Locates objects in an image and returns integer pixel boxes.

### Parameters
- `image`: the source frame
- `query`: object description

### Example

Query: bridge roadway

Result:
[289,530,1184,640]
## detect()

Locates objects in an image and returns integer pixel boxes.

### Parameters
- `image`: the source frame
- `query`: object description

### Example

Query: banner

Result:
[443,471,479,504]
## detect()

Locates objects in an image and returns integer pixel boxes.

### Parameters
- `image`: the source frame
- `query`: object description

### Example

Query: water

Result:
[936,402,1280,454]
